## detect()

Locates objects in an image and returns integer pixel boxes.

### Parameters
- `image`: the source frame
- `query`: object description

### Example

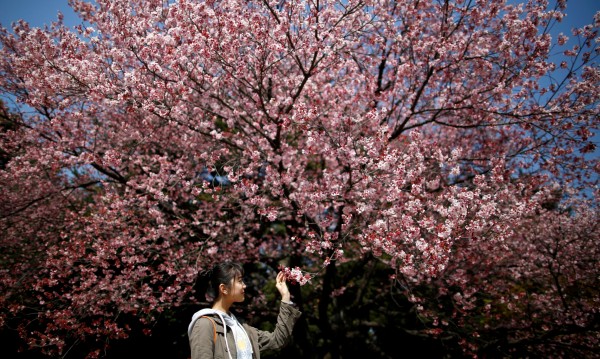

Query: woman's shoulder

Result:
[197,314,223,326]
[193,315,225,335]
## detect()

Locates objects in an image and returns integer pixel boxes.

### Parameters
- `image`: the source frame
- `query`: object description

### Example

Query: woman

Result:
[188,262,301,359]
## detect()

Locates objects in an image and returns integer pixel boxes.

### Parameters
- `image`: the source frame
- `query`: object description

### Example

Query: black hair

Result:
[207,261,244,301]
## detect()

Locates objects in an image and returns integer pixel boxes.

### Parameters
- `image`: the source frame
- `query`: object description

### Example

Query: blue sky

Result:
[1,0,599,31]
[0,1,598,70]
[0,0,598,184]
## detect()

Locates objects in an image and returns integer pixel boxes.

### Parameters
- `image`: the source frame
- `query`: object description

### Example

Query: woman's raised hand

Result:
[275,271,291,302]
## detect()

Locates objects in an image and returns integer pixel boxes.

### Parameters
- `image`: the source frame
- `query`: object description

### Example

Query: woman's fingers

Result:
[276,271,285,283]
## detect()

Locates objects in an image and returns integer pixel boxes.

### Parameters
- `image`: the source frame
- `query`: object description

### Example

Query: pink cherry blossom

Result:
[0,0,598,357]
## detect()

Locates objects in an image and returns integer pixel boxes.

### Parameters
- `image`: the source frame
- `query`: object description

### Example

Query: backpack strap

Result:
[201,316,217,343]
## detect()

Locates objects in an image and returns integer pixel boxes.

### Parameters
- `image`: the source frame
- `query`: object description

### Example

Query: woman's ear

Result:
[219,283,227,295]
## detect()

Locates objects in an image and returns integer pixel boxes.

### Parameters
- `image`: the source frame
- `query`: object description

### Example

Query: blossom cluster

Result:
[279,265,311,286]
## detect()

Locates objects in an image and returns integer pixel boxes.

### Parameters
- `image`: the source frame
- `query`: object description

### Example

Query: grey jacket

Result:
[189,302,301,359]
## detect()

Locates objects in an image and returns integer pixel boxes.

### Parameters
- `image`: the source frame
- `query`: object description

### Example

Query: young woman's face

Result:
[227,274,246,302]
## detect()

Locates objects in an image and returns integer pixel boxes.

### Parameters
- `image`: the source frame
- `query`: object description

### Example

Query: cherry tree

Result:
[1,0,598,357]
[399,193,599,357]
